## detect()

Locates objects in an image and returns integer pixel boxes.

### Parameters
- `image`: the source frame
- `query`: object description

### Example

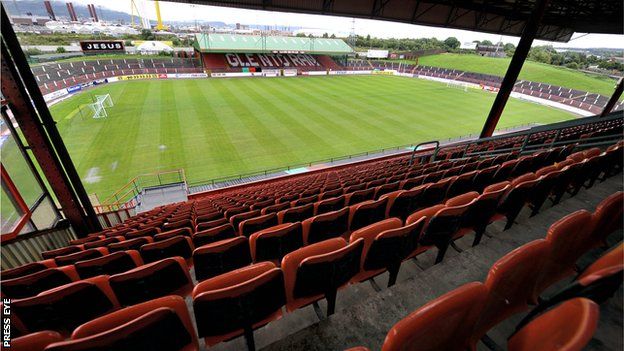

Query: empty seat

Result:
[472,165,498,192]
[579,243,623,279]
[1,260,56,280]
[109,257,192,306]
[374,182,399,199]
[12,275,120,336]
[261,202,289,215]
[348,197,388,232]
[75,250,143,279]
[193,237,252,281]
[282,238,363,315]
[314,195,346,215]
[350,217,425,287]
[69,235,105,246]
[239,212,278,237]
[302,207,350,245]
[2,266,80,299]
[464,184,510,246]
[589,191,623,248]
[195,217,229,232]
[10,330,63,351]
[533,210,594,301]
[527,169,562,216]
[277,203,314,224]
[489,174,539,230]
[154,227,193,241]
[162,219,194,233]
[249,222,304,264]
[472,240,549,345]
[344,188,375,206]
[54,248,108,267]
[139,235,194,264]
[380,282,487,351]
[192,223,237,247]
[41,246,82,260]
[446,171,477,198]
[384,184,428,220]
[508,298,599,351]
[230,210,261,232]
[421,177,453,207]
[46,296,199,351]
[291,194,318,207]
[193,262,285,350]
[83,236,124,249]
[107,236,154,252]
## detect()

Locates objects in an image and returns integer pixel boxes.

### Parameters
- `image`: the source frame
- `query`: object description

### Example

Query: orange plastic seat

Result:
[195,217,229,232]
[348,197,388,231]
[239,212,278,237]
[139,235,194,265]
[1,260,56,280]
[384,184,428,220]
[472,240,549,345]
[508,298,599,351]
[9,331,63,351]
[12,275,120,337]
[249,222,303,264]
[2,266,80,299]
[579,243,624,280]
[75,250,143,279]
[107,236,154,252]
[192,262,285,350]
[192,223,236,247]
[193,236,251,281]
[314,195,346,215]
[589,191,623,248]
[153,227,193,241]
[282,238,363,315]
[109,257,192,306]
[302,207,350,245]
[277,203,314,224]
[53,248,109,267]
[381,282,488,351]
[46,296,199,351]
[41,246,82,259]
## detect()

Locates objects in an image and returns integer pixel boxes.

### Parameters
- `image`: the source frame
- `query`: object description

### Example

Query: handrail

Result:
[408,141,439,166]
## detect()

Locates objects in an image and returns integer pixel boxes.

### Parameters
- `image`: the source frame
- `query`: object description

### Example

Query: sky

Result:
[64,0,624,49]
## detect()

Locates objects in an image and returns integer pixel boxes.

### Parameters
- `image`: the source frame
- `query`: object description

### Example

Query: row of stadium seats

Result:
[7,191,622,351]
[345,60,624,114]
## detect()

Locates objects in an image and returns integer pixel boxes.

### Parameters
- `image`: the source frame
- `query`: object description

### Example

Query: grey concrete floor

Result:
[185,175,622,351]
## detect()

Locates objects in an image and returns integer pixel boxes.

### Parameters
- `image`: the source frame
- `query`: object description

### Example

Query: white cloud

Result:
[61,0,624,48]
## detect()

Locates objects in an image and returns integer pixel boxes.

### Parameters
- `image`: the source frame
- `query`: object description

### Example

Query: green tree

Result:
[480,40,493,46]
[322,33,329,38]
[56,46,66,53]
[140,29,155,40]
[443,37,460,50]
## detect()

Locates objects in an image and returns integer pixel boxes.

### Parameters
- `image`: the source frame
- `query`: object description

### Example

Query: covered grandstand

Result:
[1,0,623,350]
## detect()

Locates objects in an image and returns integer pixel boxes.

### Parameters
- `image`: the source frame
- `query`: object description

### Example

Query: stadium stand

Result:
[2,112,622,350]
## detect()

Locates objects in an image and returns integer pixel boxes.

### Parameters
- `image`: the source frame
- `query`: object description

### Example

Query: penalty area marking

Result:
[84,167,102,184]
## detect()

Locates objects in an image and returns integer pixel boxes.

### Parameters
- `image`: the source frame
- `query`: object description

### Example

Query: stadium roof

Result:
[172,0,623,42]
[193,33,354,54]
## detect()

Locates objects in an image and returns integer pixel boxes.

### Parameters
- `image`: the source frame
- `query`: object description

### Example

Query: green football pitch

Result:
[49,75,576,200]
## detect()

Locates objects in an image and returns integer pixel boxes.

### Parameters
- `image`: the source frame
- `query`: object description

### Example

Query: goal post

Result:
[88,94,114,119]
[446,80,469,92]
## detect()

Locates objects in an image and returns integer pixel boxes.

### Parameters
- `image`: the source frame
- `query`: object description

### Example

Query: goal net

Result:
[88,94,114,119]
[446,80,469,92]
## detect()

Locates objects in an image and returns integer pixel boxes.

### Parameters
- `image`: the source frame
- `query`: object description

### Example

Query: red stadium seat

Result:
[83,236,124,249]
[446,170,477,198]
[508,298,599,351]
[239,212,278,237]
[472,240,549,345]
[192,262,285,350]
[47,296,199,351]
[12,275,120,336]
[261,202,290,215]
[384,183,428,220]
[54,248,109,267]
[578,243,624,280]
[41,246,82,259]
[350,217,425,287]
[230,210,262,231]
[139,235,194,264]
[314,195,346,215]
[374,182,400,199]
[154,227,193,241]
[193,236,252,281]
[348,197,388,231]
[195,217,229,232]
[1,260,56,280]
[344,188,375,206]
[249,222,303,264]
[2,266,80,299]
[282,238,363,315]
[74,250,143,279]
[107,236,154,252]
[9,331,63,351]
[380,282,487,351]
[162,219,194,233]
[192,223,236,247]
[109,257,192,306]
[589,191,623,248]
[302,207,350,245]
[277,203,314,224]
[472,165,499,192]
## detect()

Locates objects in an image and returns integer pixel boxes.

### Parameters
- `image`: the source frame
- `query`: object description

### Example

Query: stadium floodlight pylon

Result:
[88,94,114,119]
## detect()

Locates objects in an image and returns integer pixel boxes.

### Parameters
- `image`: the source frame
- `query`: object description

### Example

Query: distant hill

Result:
[3,0,134,23]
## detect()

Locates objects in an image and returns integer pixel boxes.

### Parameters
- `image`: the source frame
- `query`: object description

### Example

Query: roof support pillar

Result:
[1,5,102,236]
[479,0,550,138]
[600,77,623,117]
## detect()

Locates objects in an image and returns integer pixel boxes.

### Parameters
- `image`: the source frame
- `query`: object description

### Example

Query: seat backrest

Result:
[381,282,488,351]
[302,207,350,245]
[109,257,192,306]
[544,210,594,279]
[10,330,63,351]
[261,202,289,215]
[349,218,403,271]
[421,177,453,207]
[591,191,624,246]
[54,248,108,267]
[75,250,143,279]
[445,191,479,207]
[387,184,428,219]
[2,266,79,299]
[1,260,56,281]
[154,227,193,241]
[348,197,388,231]
[507,298,599,351]
[249,222,303,263]
[278,203,314,224]
[83,237,123,249]
[41,246,82,260]
[195,217,229,232]
[47,296,199,351]
[192,262,285,346]
[417,204,469,247]
[139,235,194,264]
[192,223,236,247]
[229,210,261,232]
[12,276,120,336]
[281,238,346,312]
[474,240,549,341]
[162,219,194,233]
[192,237,252,281]
[578,243,624,280]
[345,188,375,206]
[108,236,153,252]
[360,218,425,273]
[239,212,278,237]
[315,195,346,215]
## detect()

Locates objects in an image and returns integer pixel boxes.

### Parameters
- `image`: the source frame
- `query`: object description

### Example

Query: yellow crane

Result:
[154,0,166,31]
